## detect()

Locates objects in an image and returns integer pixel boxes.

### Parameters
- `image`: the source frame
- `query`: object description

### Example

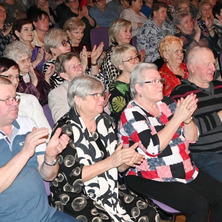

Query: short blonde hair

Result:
[44,28,68,54]
[111,44,137,69]
[63,17,86,32]
[159,35,183,60]
[108,19,132,46]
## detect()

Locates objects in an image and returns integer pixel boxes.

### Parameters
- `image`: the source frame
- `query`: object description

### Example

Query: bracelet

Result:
[184,117,193,124]
[91,62,98,66]
[44,158,58,166]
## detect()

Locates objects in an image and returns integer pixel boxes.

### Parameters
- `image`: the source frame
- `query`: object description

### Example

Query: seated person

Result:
[49,75,159,221]
[89,0,118,27]
[119,62,222,222]
[3,41,53,106]
[137,2,174,69]
[171,46,222,183]
[48,49,102,122]
[0,76,78,222]
[0,57,50,129]
[120,0,148,37]
[158,35,188,96]
[109,44,140,126]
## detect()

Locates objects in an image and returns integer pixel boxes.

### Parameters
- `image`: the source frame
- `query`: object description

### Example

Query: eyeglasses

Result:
[172,49,186,54]
[0,94,20,105]
[122,54,140,64]
[0,74,20,81]
[88,91,105,100]
[142,78,165,85]
[61,40,70,47]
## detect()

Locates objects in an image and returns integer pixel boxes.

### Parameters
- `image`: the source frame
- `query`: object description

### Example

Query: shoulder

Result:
[14,116,36,133]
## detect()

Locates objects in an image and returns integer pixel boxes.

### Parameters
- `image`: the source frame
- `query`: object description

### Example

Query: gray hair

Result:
[111,44,136,69]
[44,28,68,54]
[3,41,31,62]
[67,75,104,107]
[130,63,158,98]
[174,11,192,26]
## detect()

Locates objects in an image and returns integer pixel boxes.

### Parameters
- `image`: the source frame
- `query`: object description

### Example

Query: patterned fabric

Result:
[109,80,131,126]
[0,23,13,57]
[137,19,174,63]
[42,59,64,88]
[159,63,188,96]
[213,19,222,54]
[50,108,159,222]
[171,79,222,154]
[100,44,121,90]
[119,97,199,183]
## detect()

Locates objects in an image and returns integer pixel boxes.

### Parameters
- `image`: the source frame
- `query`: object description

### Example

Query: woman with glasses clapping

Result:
[49,75,159,221]
[158,35,188,96]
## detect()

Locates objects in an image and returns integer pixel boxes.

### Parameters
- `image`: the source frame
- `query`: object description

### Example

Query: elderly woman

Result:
[109,44,140,126]
[49,75,159,221]
[63,17,90,54]
[100,19,132,89]
[43,28,71,87]
[3,41,52,106]
[158,35,188,96]
[120,0,148,37]
[137,2,174,69]
[119,62,222,222]
[0,57,50,129]
[0,3,13,57]
[175,10,218,55]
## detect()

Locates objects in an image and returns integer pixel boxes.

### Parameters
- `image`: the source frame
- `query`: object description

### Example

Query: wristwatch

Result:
[44,158,58,166]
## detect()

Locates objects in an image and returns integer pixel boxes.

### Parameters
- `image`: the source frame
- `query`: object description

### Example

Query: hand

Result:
[3,25,12,36]
[204,16,214,29]
[22,127,49,158]
[29,65,38,87]
[194,20,201,34]
[80,5,89,17]
[45,128,70,161]
[138,49,145,62]
[174,94,198,123]
[91,42,104,63]
[44,63,55,83]
[110,142,144,168]
[80,46,88,69]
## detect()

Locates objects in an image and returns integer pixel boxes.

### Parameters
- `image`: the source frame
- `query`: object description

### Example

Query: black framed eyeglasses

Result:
[61,40,70,47]
[0,94,20,105]
[142,78,165,85]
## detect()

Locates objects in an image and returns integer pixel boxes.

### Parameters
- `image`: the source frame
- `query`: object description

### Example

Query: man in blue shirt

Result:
[0,76,79,222]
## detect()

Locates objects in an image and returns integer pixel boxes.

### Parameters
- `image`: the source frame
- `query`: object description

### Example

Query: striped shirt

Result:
[171,79,222,153]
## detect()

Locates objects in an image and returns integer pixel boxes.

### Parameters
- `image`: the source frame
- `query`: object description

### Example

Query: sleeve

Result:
[119,107,161,156]
[48,88,69,123]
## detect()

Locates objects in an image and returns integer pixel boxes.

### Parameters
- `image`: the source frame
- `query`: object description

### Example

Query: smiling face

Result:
[67,27,85,47]
[164,41,184,66]
[63,56,84,81]
[15,23,34,43]
[188,48,215,88]
[177,14,194,35]
[0,84,19,127]
[116,26,132,45]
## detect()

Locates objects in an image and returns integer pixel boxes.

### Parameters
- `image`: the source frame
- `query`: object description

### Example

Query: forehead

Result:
[18,54,30,61]
[64,56,80,67]
[22,23,33,28]
[123,49,137,56]
[0,84,16,96]
[0,5,6,11]
[193,50,214,64]
[142,69,160,79]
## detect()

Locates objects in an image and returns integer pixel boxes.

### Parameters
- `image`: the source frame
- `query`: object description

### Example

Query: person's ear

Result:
[14,30,20,39]
[135,83,142,95]
[188,63,194,73]
[66,30,71,38]
[74,95,82,108]
[118,63,124,71]
[163,50,169,62]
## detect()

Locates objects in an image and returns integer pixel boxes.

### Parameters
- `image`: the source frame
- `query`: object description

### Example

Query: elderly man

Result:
[171,46,222,183]
[0,77,78,221]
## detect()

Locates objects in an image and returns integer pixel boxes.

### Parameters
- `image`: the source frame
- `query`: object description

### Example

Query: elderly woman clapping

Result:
[159,35,188,96]
[49,75,159,221]
[3,41,53,106]
[119,63,222,222]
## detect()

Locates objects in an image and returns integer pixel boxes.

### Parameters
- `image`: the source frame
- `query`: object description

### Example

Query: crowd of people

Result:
[1,0,222,221]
